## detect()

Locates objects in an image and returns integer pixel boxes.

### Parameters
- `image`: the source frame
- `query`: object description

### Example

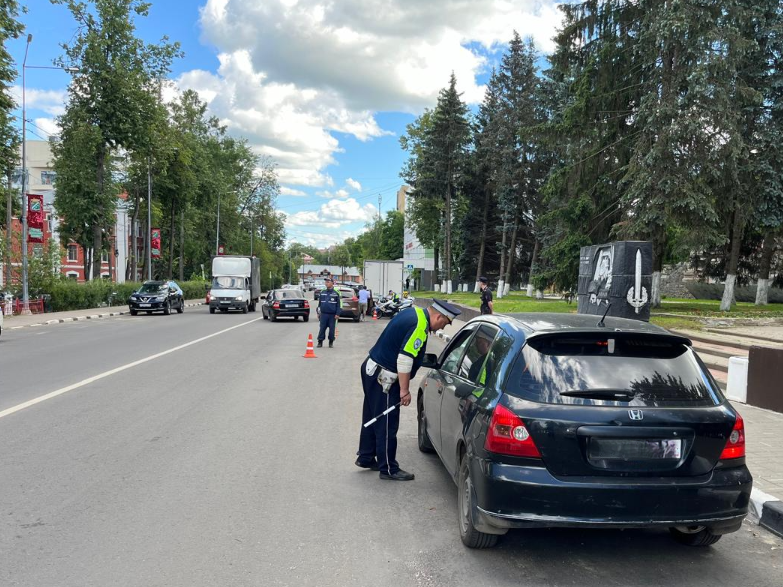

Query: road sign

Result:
[406,264,414,269]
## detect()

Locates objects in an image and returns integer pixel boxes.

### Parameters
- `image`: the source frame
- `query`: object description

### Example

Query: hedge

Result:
[684,281,783,304]
[43,280,209,312]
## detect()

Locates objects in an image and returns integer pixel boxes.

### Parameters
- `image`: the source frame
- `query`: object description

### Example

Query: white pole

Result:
[20,34,32,315]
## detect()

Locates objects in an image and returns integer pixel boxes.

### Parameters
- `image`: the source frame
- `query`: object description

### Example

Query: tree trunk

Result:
[504,216,519,288]
[433,245,440,289]
[474,188,490,293]
[651,231,666,308]
[529,237,540,285]
[5,168,12,288]
[92,145,106,282]
[720,206,744,312]
[755,230,777,306]
[83,245,91,281]
[167,199,176,279]
[179,206,185,282]
[497,212,508,299]
[107,233,114,282]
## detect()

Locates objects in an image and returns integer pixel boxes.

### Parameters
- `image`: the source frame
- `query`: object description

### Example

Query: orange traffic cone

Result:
[372,308,378,320]
[303,334,317,358]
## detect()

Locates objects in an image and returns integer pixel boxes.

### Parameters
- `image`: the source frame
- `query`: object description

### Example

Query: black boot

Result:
[317,341,323,348]
[329,340,334,348]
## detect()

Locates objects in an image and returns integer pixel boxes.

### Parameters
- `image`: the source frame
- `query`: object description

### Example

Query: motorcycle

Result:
[374,295,414,318]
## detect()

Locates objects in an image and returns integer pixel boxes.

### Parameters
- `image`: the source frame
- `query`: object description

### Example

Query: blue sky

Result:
[9,0,562,248]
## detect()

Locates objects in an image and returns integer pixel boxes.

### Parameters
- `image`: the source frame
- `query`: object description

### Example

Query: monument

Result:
[577,241,652,321]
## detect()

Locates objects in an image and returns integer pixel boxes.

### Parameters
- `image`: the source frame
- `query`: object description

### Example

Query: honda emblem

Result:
[628,409,643,421]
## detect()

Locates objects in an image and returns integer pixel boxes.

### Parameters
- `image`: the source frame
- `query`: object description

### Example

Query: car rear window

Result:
[506,333,722,407]
[277,290,302,299]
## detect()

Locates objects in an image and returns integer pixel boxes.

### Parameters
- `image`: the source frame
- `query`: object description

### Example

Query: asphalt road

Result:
[1,306,781,587]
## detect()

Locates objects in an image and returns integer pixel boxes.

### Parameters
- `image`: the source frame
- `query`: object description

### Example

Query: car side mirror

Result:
[421,353,439,369]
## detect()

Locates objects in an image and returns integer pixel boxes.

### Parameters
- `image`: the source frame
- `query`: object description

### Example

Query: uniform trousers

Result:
[357,358,401,475]
[317,313,336,342]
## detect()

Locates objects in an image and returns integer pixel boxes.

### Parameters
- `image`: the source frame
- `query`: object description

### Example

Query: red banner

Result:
[151,228,161,259]
[27,194,44,243]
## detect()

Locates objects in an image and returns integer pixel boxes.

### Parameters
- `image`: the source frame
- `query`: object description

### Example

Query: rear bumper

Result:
[272,308,310,317]
[470,457,752,533]
[129,301,167,311]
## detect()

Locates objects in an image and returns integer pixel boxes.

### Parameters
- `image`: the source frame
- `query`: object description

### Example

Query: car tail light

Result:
[485,403,541,458]
[352,296,358,302]
[719,412,745,460]
[272,302,280,309]
[304,301,310,308]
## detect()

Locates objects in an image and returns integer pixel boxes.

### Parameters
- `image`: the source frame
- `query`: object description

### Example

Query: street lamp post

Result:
[20,34,32,315]
[215,191,221,256]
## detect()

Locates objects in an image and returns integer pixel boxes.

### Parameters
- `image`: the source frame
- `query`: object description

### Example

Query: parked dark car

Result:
[263,289,310,321]
[335,286,361,321]
[417,313,751,549]
[128,281,184,316]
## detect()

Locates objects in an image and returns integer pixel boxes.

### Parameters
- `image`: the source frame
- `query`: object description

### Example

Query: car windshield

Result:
[138,283,167,294]
[275,290,303,299]
[338,289,355,298]
[507,334,722,407]
[212,276,244,289]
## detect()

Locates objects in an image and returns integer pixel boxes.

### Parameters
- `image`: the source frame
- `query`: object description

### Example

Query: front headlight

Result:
[235,296,243,301]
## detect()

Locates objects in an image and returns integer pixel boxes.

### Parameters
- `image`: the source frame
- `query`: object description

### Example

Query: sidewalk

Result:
[2,299,205,329]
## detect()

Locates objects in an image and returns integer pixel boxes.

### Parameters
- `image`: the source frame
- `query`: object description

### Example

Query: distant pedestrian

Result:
[356,299,461,480]
[358,286,370,321]
[316,277,340,347]
[479,276,493,315]
[405,277,410,291]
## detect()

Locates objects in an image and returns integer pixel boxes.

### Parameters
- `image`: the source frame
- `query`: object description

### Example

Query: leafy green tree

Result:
[52,0,180,280]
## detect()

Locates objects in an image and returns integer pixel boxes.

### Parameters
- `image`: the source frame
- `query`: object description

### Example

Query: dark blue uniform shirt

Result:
[369,306,431,378]
[318,288,341,315]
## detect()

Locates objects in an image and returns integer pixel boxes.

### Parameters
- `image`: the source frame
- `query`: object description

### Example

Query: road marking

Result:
[0,317,264,420]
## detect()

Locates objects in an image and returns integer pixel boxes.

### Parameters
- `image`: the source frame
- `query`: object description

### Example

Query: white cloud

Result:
[184,0,562,188]
[346,178,362,191]
[31,117,60,139]
[284,197,378,229]
[317,188,350,199]
[286,229,357,248]
[280,186,307,196]
[10,86,67,116]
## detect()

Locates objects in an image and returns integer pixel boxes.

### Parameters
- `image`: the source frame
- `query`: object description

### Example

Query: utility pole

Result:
[20,34,32,314]
[147,160,152,281]
[215,191,221,256]
[377,194,382,256]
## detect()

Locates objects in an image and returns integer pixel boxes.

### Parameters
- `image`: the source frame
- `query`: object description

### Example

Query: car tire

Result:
[163,301,171,315]
[250,301,256,312]
[263,310,269,320]
[130,309,138,316]
[669,526,722,547]
[243,302,249,314]
[177,301,184,314]
[271,312,277,322]
[417,394,435,453]
[458,452,499,549]
[210,307,216,314]
[303,315,309,322]
[353,315,360,322]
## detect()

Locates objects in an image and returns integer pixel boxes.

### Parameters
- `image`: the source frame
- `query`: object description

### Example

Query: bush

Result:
[684,282,783,303]
[45,279,209,312]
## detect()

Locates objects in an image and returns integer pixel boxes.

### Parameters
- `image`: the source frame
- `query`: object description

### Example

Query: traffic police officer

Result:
[356,299,461,480]
[479,276,493,315]
[316,277,340,348]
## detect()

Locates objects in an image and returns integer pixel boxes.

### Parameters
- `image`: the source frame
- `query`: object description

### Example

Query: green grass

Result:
[414,290,783,323]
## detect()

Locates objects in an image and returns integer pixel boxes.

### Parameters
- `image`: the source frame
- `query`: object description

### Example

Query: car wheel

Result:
[263,310,269,320]
[271,312,277,321]
[250,301,256,312]
[417,393,435,453]
[130,309,138,316]
[669,526,722,547]
[303,315,309,322]
[210,307,216,314]
[163,301,171,315]
[353,314,360,322]
[177,301,184,314]
[458,452,499,549]
[242,302,249,314]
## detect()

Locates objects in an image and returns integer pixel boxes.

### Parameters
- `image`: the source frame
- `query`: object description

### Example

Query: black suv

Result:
[129,281,184,316]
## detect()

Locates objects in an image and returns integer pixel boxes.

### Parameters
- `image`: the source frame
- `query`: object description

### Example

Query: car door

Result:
[439,324,500,478]
[424,326,476,458]
[264,291,274,316]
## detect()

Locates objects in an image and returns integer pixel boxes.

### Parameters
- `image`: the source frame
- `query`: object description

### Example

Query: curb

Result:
[749,488,783,538]
[6,302,205,330]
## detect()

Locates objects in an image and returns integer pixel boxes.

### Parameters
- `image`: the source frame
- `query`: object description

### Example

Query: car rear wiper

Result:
[560,389,636,401]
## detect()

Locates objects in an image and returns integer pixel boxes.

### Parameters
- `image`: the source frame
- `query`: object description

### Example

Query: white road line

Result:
[0,317,264,421]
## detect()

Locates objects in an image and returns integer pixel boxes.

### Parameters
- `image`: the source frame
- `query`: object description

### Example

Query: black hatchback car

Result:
[262,289,311,321]
[417,313,751,549]
[128,281,184,315]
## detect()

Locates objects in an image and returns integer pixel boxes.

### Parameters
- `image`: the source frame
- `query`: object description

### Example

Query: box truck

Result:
[363,260,404,299]
[209,256,261,314]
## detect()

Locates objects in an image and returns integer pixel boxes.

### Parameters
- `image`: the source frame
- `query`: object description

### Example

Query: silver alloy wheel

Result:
[460,468,472,535]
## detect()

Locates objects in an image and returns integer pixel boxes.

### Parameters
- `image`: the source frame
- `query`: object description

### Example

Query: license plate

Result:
[220,300,230,304]
[139,303,151,308]
[285,304,297,308]
[590,438,681,460]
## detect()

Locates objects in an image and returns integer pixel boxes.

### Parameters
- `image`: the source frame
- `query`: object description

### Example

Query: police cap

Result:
[431,299,462,324]
[479,276,488,284]
[324,276,333,283]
